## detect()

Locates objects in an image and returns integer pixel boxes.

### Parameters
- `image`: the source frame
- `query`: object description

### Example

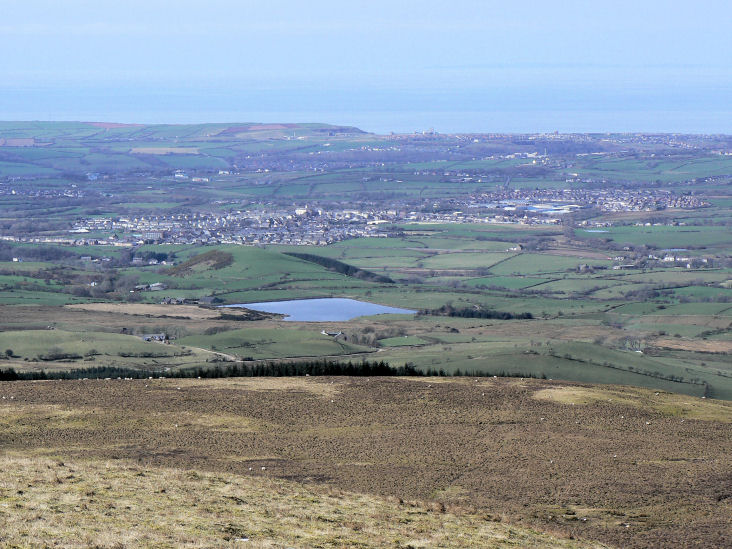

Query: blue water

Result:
[4,86,731,134]
[223,298,416,322]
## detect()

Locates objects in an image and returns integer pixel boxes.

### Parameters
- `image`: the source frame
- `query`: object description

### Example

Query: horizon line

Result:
[1,119,730,137]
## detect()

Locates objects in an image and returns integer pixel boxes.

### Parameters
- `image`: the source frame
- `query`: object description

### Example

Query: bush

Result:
[419,305,532,320]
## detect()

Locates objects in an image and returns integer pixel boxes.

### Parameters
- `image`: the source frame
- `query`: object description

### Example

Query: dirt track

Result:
[1,376,730,548]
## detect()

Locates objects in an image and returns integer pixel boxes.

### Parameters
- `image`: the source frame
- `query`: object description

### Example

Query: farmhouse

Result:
[141,333,167,342]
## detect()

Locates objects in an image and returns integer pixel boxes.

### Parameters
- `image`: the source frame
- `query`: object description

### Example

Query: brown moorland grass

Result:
[0,455,601,549]
[130,147,199,154]
[65,303,224,320]
[651,337,732,353]
[0,305,262,341]
[0,377,730,548]
[533,385,732,422]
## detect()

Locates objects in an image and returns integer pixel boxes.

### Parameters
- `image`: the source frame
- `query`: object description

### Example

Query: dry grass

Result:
[0,305,258,339]
[1,377,730,548]
[65,303,223,320]
[533,385,732,422]
[130,147,199,154]
[176,376,342,397]
[0,455,599,549]
[651,337,732,353]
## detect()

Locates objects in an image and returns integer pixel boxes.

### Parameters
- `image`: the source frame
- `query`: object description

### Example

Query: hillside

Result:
[0,456,599,548]
[0,121,368,177]
[1,376,729,547]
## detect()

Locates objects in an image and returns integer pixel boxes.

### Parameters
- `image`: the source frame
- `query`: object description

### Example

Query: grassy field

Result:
[0,218,729,400]
[0,376,728,548]
[575,225,731,249]
[178,327,371,360]
[0,454,593,548]
[0,329,222,371]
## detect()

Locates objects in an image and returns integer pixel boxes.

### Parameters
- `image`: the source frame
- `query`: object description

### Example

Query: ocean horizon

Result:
[2,86,729,135]
[2,109,729,136]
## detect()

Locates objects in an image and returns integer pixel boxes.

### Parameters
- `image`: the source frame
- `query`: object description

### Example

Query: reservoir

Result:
[223,298,416,322]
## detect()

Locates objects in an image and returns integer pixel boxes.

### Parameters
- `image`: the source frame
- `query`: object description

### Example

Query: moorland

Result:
[1,376,730,547]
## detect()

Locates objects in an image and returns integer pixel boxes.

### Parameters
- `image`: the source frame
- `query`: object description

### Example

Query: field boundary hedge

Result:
[284,252,395,284]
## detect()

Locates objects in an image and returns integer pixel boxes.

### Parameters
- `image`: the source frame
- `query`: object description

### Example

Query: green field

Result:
[178,327,371,359]
[0,329,217,370]
[576,225,730,248]
[0,123,730,400]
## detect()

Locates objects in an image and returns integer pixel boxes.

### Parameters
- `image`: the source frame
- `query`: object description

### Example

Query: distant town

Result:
[0,181,710,248]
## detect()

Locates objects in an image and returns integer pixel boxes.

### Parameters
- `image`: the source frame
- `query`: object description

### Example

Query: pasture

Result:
[178,326,371,360]
[0,329,219,371]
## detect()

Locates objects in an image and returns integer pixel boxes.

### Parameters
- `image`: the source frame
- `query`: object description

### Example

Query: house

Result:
[142,231,165,241]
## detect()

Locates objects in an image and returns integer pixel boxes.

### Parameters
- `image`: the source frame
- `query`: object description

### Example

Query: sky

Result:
[1,0,731,133]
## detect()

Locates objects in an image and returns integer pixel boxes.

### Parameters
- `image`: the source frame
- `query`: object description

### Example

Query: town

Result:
[0,184,710,248]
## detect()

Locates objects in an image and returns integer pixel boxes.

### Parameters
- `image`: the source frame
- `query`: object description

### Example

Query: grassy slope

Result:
[0,329,219,371]
[0,376,728,548]
[0,455,598,549]
[178,327,372,360]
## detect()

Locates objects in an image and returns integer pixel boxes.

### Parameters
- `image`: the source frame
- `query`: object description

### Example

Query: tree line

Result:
[0,359,543,381]
[419,304,533,320]
[285,252,395,284]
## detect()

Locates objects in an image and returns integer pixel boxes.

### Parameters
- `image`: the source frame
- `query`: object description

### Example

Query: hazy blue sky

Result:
[2,0,730,133]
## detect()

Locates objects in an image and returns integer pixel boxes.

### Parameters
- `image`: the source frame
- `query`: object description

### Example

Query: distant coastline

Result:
[2,86,730,135]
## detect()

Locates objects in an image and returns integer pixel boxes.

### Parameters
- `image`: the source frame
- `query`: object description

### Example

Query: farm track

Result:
[1,376,730,548]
